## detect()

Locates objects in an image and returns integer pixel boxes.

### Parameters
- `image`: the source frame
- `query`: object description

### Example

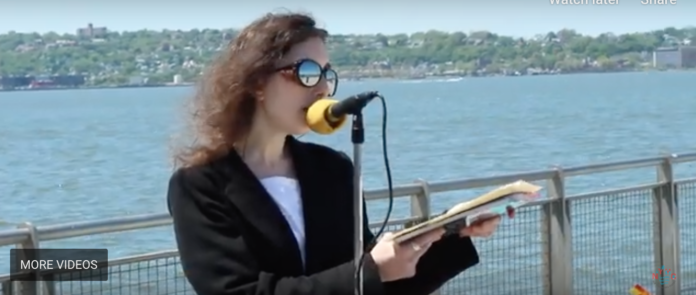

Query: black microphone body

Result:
[326,91,380,122]
[305,91,380,135]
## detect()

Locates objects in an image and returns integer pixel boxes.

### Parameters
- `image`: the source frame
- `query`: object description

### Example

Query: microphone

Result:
[306,91,380,134]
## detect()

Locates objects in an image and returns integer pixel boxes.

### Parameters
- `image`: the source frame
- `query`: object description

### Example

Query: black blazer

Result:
[167,136,480,295]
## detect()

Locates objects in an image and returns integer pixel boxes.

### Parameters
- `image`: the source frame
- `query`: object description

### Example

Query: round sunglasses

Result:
[276,59,338,97]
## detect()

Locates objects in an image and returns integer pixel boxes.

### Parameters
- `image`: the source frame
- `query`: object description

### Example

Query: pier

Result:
[1,152,695,295]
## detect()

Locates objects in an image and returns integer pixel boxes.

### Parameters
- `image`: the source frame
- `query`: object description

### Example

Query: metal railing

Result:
[1,152,696,295]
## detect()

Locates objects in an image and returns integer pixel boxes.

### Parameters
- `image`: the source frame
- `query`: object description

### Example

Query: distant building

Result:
[76,23,108,38]
[653,46,696,68]
[683,47,696,68]
[129,76,147,85]
[173,74,183,84]
[0,76,33,89]
[50,75,86,86]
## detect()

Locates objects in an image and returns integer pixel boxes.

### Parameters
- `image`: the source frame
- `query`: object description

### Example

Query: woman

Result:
[167,12,503,295]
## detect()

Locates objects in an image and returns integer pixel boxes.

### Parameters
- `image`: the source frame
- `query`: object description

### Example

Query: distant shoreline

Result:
[1,69,691,93]
[0,83,194,93]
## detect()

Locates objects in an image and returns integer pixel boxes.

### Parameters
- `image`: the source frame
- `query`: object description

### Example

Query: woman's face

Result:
[258,37,335,135]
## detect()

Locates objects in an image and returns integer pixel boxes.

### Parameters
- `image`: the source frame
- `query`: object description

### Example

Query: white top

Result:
[259,176,306,266]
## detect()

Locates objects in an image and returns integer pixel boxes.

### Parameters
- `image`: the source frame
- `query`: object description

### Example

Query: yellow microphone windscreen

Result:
[306,98,347,134]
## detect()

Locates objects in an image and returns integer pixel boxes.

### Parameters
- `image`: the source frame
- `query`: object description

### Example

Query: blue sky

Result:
[1,0,692,37]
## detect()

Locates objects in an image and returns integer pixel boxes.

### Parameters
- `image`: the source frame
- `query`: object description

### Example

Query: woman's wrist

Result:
[360,253,388,293]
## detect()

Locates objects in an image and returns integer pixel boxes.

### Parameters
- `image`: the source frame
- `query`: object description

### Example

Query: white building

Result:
[173,74,183,84]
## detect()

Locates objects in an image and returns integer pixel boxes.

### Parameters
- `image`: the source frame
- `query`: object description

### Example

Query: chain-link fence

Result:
[2,162,694,295]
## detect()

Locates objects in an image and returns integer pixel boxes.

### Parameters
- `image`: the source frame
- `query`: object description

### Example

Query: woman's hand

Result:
[458,214,505,238]
[370,228,445,282]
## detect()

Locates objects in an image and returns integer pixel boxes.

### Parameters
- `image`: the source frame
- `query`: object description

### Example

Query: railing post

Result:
[411,179,432,223]
[11,222,56,295]
[411,179,437,295]
[14,222,39,295]
[542,168,573,295]
[652,157,679,295]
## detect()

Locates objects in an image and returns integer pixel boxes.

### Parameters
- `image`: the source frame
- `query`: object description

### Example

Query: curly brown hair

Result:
[173,12,328,169]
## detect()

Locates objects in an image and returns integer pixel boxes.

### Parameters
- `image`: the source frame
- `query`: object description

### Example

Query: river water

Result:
[1,71,695,294]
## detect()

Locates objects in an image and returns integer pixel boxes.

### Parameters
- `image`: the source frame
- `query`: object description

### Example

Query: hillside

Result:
[0,26,694,85]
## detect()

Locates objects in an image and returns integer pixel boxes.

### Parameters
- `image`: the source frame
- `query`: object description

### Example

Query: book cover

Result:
[629,284,651,295]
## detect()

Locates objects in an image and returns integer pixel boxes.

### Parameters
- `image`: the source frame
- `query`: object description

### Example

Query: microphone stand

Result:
[326,90,379,295]
[351,113,365,295]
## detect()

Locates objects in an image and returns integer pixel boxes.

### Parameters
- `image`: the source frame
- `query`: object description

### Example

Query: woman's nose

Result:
[312,78,330,98]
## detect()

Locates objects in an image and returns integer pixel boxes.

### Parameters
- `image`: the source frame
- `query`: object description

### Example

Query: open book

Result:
[392,180,542,244]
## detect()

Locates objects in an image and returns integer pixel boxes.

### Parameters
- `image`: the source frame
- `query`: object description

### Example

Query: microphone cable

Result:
[355,93,394,295]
